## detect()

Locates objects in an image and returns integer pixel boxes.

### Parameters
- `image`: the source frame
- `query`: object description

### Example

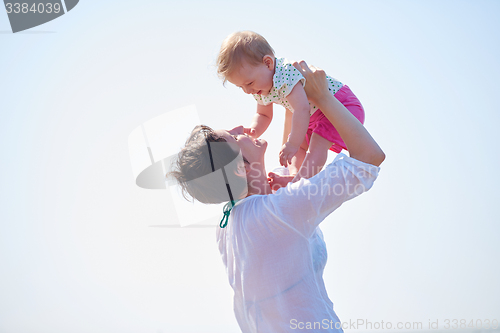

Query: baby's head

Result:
[217,31,276,95]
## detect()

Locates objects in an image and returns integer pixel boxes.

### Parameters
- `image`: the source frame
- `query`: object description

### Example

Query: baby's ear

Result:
[263,55,274,70]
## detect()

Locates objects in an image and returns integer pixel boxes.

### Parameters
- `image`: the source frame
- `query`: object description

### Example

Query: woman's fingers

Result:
[292,60,328,104]
[293,60,310,74]
[292,60,326,80]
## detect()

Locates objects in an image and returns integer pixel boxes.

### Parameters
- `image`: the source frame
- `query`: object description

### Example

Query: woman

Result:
[169,61,385,332]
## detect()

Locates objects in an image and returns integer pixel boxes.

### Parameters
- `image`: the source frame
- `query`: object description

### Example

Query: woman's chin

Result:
[260,140,268,151]
[259,141,268,160]
[256,138,267,147]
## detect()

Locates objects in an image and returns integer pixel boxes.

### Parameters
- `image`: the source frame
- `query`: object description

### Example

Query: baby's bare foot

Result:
[268,172,295,191]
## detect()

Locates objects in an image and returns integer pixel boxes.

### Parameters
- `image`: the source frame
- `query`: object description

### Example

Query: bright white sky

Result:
[1,1,499,332]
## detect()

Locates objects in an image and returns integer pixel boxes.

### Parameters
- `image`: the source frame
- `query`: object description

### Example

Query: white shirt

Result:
[216,154,380,332]
[253,58,344,115]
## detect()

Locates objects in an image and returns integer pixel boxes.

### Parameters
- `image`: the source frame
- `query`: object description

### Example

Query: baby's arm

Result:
[279,83,310,166]
[282,108,292,146]
[247,103,273,138]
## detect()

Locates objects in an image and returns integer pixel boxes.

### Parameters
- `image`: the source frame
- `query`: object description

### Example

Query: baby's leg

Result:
[287,137,309,176]
[292,133,333,183]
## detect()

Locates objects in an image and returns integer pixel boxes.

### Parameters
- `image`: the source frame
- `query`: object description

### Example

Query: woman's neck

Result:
[246,164,272,197]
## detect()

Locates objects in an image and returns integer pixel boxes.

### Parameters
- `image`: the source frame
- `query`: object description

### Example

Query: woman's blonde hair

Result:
[216,31,274,84]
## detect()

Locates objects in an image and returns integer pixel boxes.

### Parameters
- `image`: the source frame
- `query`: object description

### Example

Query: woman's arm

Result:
[293,61,385,166]
[271,154,380,237]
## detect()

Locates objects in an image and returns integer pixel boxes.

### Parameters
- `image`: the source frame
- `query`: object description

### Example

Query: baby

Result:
[216,31,365,190]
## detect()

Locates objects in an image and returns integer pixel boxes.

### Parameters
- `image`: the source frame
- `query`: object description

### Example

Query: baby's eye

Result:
[249,82,254,85]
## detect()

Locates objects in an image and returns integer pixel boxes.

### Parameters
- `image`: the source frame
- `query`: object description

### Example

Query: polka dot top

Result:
[253,58,344,115]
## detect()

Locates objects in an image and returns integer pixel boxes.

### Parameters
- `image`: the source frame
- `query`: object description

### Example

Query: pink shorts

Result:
[305,84,365,153]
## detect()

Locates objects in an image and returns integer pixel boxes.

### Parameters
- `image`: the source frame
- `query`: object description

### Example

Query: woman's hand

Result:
[292,60,386,167]
[292,61,329,106]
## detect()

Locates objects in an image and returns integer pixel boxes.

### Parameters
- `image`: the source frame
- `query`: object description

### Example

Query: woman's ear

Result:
[233,161,249,177]
[243,162,251,176]
[263,55,274,70]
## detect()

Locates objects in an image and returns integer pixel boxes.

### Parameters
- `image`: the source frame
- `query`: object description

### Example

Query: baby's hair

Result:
[216,31,275,85]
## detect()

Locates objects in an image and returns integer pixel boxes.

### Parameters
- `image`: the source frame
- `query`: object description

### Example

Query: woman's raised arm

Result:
[293,61,385,166]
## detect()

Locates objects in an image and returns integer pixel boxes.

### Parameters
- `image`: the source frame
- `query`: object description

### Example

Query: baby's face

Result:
[227,56,275,96]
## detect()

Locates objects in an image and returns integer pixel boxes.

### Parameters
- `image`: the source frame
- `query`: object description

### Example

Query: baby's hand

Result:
[228,125,256,138]
[244,127,257,138]
[279,142,299,167]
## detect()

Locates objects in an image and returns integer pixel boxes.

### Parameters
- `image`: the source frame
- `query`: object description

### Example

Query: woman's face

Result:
[214,126,267,166]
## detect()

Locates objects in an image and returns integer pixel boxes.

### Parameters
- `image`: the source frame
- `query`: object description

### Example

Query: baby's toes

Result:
[276,174,295,187]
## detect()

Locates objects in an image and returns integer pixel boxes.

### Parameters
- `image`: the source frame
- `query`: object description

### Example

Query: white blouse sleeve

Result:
[269,153,380,237]
[274,60,306,97]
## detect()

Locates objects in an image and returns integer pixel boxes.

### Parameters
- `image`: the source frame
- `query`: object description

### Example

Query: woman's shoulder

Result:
[232,194,270,214]
[231,194,282,229]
